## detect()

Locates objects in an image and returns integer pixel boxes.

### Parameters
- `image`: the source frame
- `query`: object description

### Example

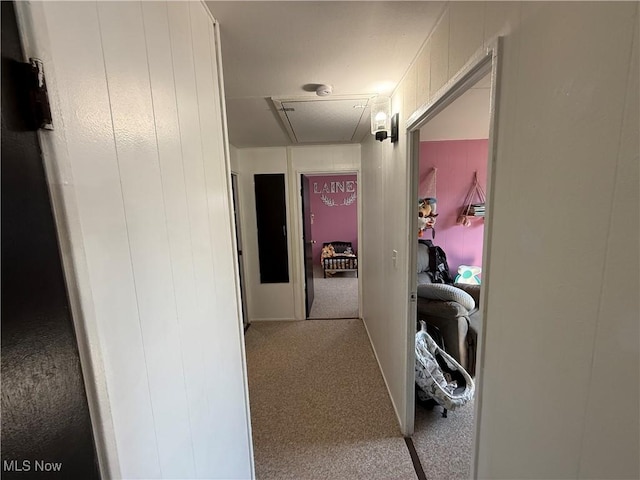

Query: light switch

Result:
[392,249,398,267]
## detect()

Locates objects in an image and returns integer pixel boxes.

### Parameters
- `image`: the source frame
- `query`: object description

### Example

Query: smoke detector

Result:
[316,84,333,96]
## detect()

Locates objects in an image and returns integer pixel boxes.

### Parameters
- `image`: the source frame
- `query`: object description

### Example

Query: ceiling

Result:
[206,1,446,148]
[420,73,492,141]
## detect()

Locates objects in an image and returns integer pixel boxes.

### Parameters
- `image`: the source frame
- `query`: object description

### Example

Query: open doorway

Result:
[406,44,501,479]
[301,173,359,319]
[412,70,490,479]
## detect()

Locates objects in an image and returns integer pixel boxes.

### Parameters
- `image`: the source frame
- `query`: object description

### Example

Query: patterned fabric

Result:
[455,265,482,285]
[415,322,475,411]
[416,283,475,311]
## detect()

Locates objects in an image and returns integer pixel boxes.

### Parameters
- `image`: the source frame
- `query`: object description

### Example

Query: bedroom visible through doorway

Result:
[411,69,491,480]
[406,44,501,480]
[301,173,359,319]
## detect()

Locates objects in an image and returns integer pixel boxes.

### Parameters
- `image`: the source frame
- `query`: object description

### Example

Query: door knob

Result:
[311,240,317,244]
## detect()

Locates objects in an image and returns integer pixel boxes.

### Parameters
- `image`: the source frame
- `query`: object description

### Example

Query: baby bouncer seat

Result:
[415,321,475,417]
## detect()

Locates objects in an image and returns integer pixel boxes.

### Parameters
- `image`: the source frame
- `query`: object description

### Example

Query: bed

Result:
[321,241,358,278]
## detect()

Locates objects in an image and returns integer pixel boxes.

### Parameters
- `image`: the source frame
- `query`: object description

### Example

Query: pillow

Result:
[417,242,430,274]
[416,283,475,311]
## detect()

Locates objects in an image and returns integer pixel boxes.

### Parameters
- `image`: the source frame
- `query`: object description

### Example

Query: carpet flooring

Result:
[308,266,359,319]
[412,397,475,480]
[245,319,476,479]
[245,319,417,479]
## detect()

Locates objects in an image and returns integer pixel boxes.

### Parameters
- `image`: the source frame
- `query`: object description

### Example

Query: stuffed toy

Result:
[321,244,335,263]
[320,244,336,276]
[418,197,438,238]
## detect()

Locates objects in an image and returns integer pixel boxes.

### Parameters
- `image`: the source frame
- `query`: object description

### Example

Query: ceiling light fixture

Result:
[370,95,398,143]
[316,84,333,96]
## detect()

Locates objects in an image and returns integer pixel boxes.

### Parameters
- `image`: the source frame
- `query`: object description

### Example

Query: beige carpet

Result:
[412,397,475,479]
[245,320,417,479]
[308,265,359,319]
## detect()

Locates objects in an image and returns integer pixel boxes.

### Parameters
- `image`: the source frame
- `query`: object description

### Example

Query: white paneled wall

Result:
[477,4,638,479]
[578,23,638,478]
[236,147,294,321]
[361,2,639,478]
[17,2,252,478]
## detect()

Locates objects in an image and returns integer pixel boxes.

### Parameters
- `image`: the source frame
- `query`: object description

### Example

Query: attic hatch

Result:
[272,96,372,144]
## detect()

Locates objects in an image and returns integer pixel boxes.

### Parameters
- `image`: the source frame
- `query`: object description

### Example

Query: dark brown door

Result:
[1,2,100,477]
[301,175,314,317]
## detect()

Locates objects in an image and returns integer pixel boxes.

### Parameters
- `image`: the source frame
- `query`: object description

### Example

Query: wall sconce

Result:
[370,95,398,143]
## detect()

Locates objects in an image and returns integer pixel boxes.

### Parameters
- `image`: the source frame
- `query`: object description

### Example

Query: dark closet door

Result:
[254,174,289,283]
[1,2,100,478]
[301,175,315,317]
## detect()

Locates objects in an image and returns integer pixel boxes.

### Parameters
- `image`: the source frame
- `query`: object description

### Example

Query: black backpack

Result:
[419,239,453,284]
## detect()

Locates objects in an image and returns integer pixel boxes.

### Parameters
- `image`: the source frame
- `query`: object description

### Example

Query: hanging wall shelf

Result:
[457,171,486,227]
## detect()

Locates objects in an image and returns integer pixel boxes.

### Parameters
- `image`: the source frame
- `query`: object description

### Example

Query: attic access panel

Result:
[273,96,370,144]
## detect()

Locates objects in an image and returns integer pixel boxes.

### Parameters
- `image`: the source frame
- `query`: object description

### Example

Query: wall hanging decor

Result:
[320,191,357,207]
[314,179,357,207]
[420,166,437,199]
[458,171,486,227]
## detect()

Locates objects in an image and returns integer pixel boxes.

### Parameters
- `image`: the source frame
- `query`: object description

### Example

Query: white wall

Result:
[361,1,639,478]
[477,4,639,478]
[229,143,240,173]
[17,2,253,478]
[419,84,490,141]
[360,134,411,429]
[236,147,295,321]
[236,144,360,321]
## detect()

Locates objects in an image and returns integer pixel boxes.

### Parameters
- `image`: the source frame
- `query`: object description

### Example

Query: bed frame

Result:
[322,241,358,278]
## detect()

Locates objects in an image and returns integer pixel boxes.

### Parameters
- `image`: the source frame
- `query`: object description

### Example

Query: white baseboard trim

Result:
[248,317,298,322]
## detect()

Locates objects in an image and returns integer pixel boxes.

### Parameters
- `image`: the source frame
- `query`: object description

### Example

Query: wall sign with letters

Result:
[313,180,357,207]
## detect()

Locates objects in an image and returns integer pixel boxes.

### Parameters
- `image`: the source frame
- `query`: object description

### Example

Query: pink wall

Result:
[419,140,488,275]
[306,174,358,263]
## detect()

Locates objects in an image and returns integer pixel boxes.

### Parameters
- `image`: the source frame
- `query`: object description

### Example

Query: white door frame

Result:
[231,172,250,329]
[404,39,503,477]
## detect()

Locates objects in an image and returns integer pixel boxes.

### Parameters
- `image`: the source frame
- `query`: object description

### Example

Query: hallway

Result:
[244,320,416,479]
[11,1,637,477]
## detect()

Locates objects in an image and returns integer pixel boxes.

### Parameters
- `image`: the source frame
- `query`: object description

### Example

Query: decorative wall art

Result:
[308,174,358,262]
[313,180,357,207]
[320,191,357,207]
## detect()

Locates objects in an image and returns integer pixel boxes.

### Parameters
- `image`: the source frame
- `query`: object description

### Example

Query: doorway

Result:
[300,173,359,319]
[406,43,502,479]
[413,70,491,479]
